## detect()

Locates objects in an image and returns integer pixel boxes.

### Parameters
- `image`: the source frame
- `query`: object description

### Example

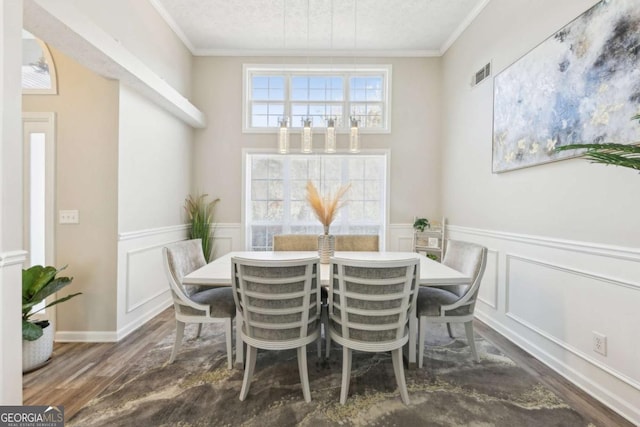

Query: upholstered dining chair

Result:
[334,235,379,251]
[272,235,326,358]
[272,234,317,251]
[231,256,321,402]
[329,257,420,405]
[163,239,236,368]
[417,240,487,367]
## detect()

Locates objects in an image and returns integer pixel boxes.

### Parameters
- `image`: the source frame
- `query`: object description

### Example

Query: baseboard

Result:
[55,330,119,343]
[117,297,173,341]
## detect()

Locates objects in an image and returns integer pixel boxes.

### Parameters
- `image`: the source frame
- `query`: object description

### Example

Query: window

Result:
[245,152,388,251]
[22,30,57,95]
[244,64,391,133]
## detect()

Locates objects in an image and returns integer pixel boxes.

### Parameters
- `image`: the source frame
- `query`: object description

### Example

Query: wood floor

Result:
[24,308,632,426]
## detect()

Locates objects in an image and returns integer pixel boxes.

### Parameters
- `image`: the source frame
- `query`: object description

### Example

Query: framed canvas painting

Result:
[492,0,640,173]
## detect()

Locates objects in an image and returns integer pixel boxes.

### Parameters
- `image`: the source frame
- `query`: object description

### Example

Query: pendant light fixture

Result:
[301,118,313,153]
[349,116,360,153]
[349,0,361,153]
[324,0,337,154]
[325,117,336,153]
[278,117,289,153]
[277,0,289,153]
[300,0,313,154]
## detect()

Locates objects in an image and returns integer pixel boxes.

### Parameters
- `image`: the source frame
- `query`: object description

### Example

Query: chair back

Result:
[335,235,379,251]
[272,234,318,251]
[442,240,487,298]
[273,234,379,251]
[329,257,419,345]
[163,239,209,316]
[231,256,321,345]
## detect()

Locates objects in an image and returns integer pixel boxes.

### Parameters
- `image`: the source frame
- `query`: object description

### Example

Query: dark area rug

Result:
[69,322,594,426]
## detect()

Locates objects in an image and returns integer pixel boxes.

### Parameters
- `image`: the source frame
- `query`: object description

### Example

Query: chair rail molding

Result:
[0,250,28,267]
[447,224,640,262]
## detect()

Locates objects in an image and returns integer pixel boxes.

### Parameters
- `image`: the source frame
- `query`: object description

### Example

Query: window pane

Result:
[253,88,268,100]
[251,115,268,127]
[253,76,268,88]
[252,181,268,200]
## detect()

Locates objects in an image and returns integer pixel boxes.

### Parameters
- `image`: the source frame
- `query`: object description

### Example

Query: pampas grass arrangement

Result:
[306,181,350,234]
[184,194,220,262]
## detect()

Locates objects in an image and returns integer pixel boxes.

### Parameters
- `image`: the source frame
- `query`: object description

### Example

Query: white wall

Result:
[0,0,25,404]
[442,0,640,423]
[58,0,192,96]
[191,56,443,229]
[118,85,193,233]
[116,84,192,338]
[23,47,120,337]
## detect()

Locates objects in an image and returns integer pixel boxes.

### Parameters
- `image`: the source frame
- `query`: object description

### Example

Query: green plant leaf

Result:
[184,194,220,262]
[554,143,640,172]
[22,319,43,341]
[22,265,77,321]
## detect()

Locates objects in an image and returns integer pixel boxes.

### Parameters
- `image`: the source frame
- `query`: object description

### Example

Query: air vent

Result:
[471,62,491,86]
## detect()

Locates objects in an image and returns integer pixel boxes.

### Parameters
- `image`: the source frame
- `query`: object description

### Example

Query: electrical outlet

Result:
[593,331,607,356]
[59,210,79,224]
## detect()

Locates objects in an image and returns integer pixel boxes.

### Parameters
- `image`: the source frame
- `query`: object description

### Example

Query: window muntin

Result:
[246,153,387,251]
[244,65,391,133]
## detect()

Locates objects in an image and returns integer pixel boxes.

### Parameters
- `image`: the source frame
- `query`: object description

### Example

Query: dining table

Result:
[182,251,471,368]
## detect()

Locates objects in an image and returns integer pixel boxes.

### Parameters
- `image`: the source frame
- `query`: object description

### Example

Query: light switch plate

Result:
[59,210,79,224]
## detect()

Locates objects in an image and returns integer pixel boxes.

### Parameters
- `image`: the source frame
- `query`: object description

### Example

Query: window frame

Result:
[242,64,392,134]
[241,148,391,251]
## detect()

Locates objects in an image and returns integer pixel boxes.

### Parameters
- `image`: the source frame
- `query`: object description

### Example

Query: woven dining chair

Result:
[163,239,236,368]
[417,240,488,367]
[231,256,321,402]
[329,256,420,405]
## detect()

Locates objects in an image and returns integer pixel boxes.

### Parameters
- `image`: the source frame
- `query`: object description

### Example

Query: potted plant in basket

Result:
[22,265,81,372]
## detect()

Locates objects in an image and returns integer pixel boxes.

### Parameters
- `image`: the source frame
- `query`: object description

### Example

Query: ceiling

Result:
[150,0,490,57]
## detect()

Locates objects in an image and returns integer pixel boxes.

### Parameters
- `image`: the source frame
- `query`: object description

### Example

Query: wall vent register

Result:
[472,62,491,86]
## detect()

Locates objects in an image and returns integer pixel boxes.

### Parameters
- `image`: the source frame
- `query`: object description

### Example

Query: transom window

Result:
[245,152,388,251]
[243,64,391,133]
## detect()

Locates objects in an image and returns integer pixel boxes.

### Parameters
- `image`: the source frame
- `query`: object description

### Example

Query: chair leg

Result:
[225,318,233,369]
[297,346,312,402]
[418,316,427,368]
[324,306,331,358]
[169,320,185,364]
[239,345,257,401]
[446,323,454,338]
[339,347,352,405]
[392,348,410,405]
[196,323,203,338]
[464,321,479,362]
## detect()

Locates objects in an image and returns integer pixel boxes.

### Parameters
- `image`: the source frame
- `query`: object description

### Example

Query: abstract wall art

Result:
[492,0,640,173]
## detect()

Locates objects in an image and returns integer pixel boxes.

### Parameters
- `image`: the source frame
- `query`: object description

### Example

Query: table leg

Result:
[234,309,244,369]
[405,305,418,369]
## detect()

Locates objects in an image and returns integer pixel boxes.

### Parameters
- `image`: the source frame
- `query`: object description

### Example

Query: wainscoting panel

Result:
[116,225,188,341]
[448,225,640,424]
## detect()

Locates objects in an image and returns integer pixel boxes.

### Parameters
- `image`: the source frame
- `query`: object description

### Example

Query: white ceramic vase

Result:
[22,322,54,373]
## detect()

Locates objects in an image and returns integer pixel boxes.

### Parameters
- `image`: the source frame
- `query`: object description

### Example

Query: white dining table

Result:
[182,251,471,368]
